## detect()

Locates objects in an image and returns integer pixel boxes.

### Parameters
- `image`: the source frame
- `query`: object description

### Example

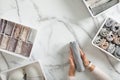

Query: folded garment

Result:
[0,34,3,45]
[21,42,33,57]
[107,43,115,54]
[13,24,22,39]
[91,0,118,15]
[24,65,41,77]
[100,28,109,37]
[0,52,8,72]
[118,30,120,36]
[113,35,120,45]
[15,40,23,54]
[114,46,120,59]
[0,35,10,49]
[70,41,85,72]
[0,19,7,33]
[7,38,18,52]
[8,69,25,80]
[4,21,15,36]
[19,27,31,42]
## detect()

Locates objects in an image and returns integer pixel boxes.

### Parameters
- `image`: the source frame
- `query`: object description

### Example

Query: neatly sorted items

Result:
[92,18,120,60]
[83,0,119,16]
[70,41,85,72]
[0,19,37,58]
[0,61,46,80]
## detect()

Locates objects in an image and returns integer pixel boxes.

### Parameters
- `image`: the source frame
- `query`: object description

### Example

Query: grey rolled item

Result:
[70,41,85,72]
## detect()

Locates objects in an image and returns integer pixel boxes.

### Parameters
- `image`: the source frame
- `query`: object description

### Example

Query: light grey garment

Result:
[105,18,116,27]
[107,43,115,54]
[70,41,85,72]
[114,46,120,59]
[99,28,109,37]
[91,0,119,16]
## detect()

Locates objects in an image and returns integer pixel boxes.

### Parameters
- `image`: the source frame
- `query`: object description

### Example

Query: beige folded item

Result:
[8,69,25,80]
[0,35,9,49]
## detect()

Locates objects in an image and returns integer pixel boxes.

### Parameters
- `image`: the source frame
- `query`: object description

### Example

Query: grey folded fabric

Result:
[70,41,85,72]
[93,36,101,46]
[91,0,119,15]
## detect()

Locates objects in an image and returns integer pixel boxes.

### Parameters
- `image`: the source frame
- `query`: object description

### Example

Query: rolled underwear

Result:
[93,36,101,46]
[70,41,85,72]
[8,68,25,80]
[113,35,120,45]
[111,23,120,33]
[114,46,120,59]
[105,18,115,27]
[100,28,109,37]
[107,43,115,54]
[106,31,114,42]
[99,39,109,50]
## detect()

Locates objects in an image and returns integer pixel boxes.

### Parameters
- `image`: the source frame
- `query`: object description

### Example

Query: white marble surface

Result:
[0,0,120,80]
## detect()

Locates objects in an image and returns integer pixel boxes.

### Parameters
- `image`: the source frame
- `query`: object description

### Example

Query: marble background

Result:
[0,0,120,80]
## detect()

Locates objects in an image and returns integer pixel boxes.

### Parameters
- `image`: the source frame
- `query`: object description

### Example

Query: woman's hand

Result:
[68,48,75,76]
[79,49,90,68]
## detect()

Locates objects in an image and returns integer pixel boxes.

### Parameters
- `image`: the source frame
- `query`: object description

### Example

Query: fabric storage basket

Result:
[83,0,120,17]
[0,18,37,59]
[0,60,47,80]
[92,18,120,61]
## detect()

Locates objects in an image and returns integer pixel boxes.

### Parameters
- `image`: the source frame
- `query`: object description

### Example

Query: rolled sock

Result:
[93,36,101,46]
[105,18,115,27]
[7,38,18,52]
[70,41,85,72]
[13,24,22,39]
[0,34,3,45]
[111,23,120,32]
[24,65,41,77]
[99,39,109,50]
[91,67,112,80]
[100,28,109,37]
[113,35,120,45]
[0,53,8,72]
[15,40,23,54]
[21,42,33,57]
[19,27,31,41]
[8,69,25,80]
[0,35,9,49]
[107,43,115,54]
[4,21,15,36]
[106,31,114,42]
[118,30,120,36]
[114,46,120,58]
